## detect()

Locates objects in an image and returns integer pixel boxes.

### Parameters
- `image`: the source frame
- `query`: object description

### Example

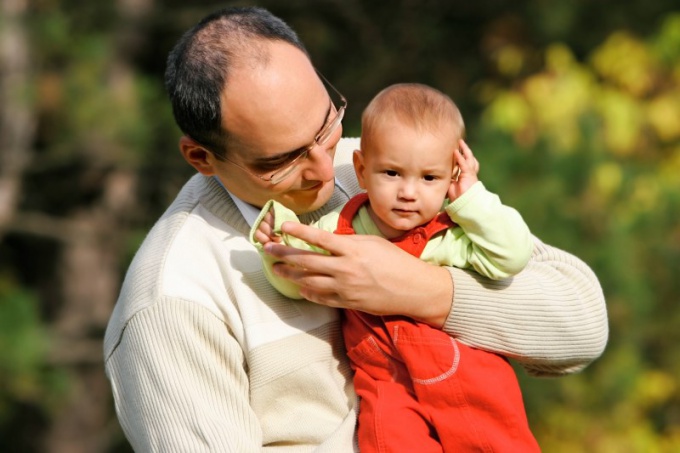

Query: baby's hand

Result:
[448,140,480,200]
[254,208,282,245]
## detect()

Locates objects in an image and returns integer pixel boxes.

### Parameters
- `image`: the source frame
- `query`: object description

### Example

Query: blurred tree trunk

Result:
[30,0,153,451]
[40,172,138,453]
[0,0,35,241]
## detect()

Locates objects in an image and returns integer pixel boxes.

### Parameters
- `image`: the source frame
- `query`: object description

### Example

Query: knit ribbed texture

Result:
[446,237,608,376]
[109,300,258,452]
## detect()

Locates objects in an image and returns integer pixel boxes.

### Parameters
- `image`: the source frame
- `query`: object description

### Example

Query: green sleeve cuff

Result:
[249,200,305,299]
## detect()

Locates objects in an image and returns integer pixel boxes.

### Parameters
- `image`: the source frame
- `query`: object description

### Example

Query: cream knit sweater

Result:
[104,138,608,452]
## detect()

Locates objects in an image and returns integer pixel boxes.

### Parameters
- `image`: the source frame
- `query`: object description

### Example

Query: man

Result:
[104,6,608,452]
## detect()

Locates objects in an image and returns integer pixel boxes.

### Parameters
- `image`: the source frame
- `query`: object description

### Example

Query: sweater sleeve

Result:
[105,300,262,452]
[442,236,608,377]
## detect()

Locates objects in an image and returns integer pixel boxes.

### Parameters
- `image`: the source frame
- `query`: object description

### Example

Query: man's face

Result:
[212,42,340,214]
[354,121,456,239]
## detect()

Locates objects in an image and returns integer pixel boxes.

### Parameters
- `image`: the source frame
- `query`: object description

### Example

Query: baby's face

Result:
[354,124,457,239]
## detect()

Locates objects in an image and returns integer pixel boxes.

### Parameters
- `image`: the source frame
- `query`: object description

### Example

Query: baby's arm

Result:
[428,141,533,279]
[249,200,310,299]
[249,200,332,299]
[443,183,534,279]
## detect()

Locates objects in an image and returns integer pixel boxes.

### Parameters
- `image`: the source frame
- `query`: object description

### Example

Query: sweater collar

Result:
[213,176,351,228]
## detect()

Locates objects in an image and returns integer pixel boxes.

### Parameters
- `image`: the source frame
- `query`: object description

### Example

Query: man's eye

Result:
[257,153,301,171]
[257,161,286,171]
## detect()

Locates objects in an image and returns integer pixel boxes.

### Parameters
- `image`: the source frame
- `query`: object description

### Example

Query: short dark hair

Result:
[164,7,308,156]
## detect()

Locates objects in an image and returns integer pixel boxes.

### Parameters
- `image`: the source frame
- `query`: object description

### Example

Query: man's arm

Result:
[105,300,262,451]
[445,235,608,376]
[263,222,608,376]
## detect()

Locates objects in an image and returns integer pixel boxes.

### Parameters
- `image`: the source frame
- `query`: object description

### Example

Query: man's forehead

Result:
[221,61,329,159]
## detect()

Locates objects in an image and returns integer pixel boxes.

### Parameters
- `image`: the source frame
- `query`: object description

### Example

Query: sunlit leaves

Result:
[591,32,658,97]
[651,13,680,65]
[590,162,623,203]
[476,11,680,451]
[494,45,526,77]
[483,92,531,134]
[484,44,597,152]
[594,87,643,155]
[482,24,679,157]
[647,90,680,142]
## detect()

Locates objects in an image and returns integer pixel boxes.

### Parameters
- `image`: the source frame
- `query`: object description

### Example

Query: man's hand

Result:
[262,221,453,328]
[448,140,480,201]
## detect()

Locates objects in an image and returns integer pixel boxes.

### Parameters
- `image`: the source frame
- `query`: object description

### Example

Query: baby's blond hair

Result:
[360,83,464,152]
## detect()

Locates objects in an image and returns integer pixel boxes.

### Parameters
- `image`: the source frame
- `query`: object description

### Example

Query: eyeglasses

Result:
[214,71,347,185]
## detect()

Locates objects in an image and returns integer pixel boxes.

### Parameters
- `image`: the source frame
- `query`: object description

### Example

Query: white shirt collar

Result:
[228,192,261,227]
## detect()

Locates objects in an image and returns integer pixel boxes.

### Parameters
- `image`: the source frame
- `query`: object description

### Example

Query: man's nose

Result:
[299,142,335,182]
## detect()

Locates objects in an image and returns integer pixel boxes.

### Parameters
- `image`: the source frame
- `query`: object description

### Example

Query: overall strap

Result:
[334,193,456,258]
[390,211,455,257]
[335,193,369,235]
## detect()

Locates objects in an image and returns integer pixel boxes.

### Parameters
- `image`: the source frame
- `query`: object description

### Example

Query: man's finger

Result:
[279,221,347,255]
[264,242,342,280]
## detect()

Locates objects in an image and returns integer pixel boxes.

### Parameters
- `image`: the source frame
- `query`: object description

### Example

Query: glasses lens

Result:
[267,75,346,185]
[268,106,344,184]
[268,149,309,185]
[318,106,345,146]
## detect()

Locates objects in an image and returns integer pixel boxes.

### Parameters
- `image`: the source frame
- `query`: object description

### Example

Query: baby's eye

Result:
[385,170,399,177]
[423,175,437,181]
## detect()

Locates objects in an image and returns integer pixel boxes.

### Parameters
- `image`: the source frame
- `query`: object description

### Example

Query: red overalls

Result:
[336,194,540,453]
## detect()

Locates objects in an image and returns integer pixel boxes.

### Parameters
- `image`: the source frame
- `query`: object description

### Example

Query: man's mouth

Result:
[300,181,324,191]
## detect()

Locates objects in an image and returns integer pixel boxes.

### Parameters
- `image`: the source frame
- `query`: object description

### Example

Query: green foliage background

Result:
[1,0,678,451]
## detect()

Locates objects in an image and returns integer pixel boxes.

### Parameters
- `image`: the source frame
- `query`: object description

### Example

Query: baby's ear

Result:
[352,149,367,189]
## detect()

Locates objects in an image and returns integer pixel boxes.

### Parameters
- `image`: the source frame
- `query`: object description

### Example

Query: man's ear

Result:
[179,136,217,176]
[352,149,367,189]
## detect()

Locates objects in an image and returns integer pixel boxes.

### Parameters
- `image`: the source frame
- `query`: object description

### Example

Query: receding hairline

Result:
[189,17,274,76]
[165,7,309,156]
[183,25,272,153]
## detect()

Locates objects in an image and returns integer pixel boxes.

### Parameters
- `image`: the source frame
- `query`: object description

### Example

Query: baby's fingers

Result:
[255,210,279,244]
[458,140,474,160]
[254,229,272,244]
[456,140,480,173]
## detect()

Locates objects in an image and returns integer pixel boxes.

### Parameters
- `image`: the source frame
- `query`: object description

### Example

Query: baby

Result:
[251,83,539,452]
